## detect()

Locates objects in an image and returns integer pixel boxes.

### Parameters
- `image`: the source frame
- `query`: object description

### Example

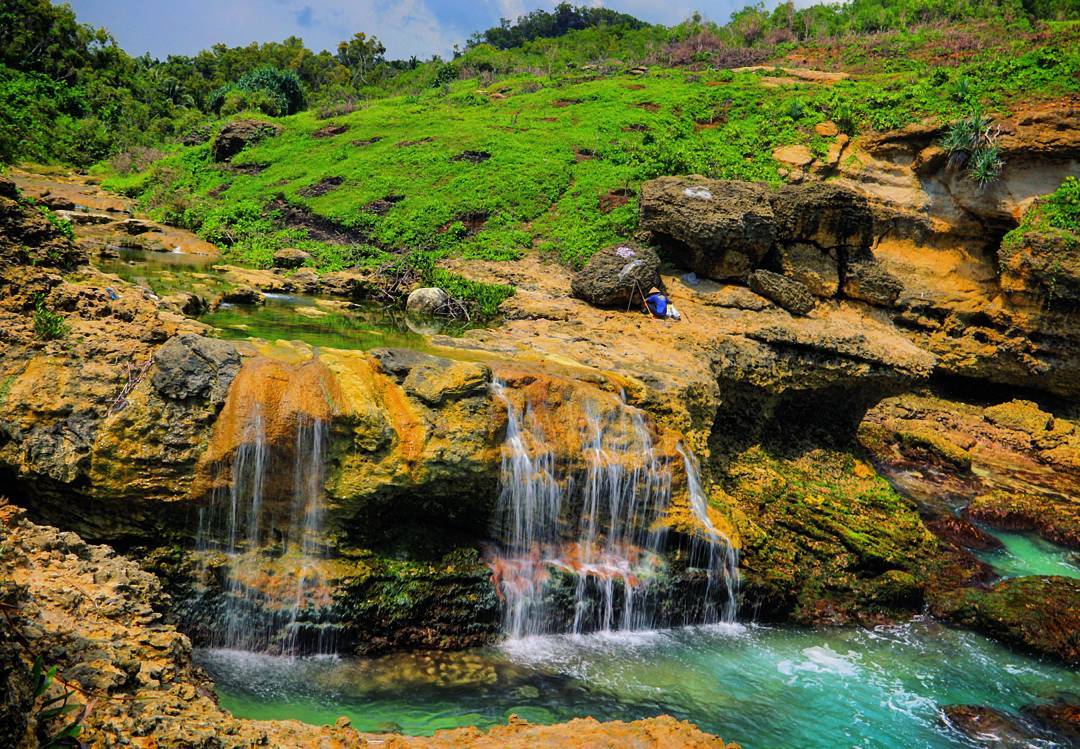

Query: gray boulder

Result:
[152,335,241,403]
[406,287,449,315]
[748,270,816,315]
[570,244,663,308]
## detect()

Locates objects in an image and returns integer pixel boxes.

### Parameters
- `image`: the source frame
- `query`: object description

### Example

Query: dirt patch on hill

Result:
[298,176,344,198]
[452,150,492,163]
[364,194,405,215]
[397,136,436,147]
[352,136,382,147]
[313,123,349,138]
[268,197,370,245]
[599,187,635,213]
[439,211,489,237]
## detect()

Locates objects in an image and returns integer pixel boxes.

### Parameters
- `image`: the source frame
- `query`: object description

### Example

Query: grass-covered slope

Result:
[99,20,1079,291]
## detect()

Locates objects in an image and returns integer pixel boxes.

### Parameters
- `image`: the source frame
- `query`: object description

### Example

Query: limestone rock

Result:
[773,144,814,168]
[930,577,1080,666]
[162,291,206,316]
[984,400,1053,435]
[747,270,815,315]
[943,705,1054,748]
[211,119,281,162]
[842,257,903,306]
[151,334,241,403]
[406,286,450,315]
[221,285,265,305]
[641,177,874,283]
[776,243,839,297]
[570,243,663,307]
[814,121,839,138]
[272,247,311,269]
[640,177,775,280]
[772,182,875,251]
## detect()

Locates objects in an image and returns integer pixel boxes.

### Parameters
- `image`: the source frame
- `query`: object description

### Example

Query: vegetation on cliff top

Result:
[4,0,1080,303]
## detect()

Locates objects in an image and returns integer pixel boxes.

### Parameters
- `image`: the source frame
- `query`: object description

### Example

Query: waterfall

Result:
[678,444,740,625]
[489,379,737,637]
[196,406,334,655]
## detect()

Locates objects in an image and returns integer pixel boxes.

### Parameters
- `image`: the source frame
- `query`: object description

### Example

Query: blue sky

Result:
[63,1,760,60]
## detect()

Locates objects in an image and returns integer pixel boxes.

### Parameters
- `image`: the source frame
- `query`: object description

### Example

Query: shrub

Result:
[942,109,1004,187]
[33,297,67,340]
[207,66,305,116]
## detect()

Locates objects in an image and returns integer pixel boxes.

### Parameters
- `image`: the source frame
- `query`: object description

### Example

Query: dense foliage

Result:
[467,2,649,50]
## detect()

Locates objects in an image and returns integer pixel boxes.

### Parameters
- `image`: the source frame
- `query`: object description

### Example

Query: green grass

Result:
[1003,176,1080,249]
[99,26,1080,313]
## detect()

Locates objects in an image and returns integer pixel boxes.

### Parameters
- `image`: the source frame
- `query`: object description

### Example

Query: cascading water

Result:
[195,400,334,654]
[678,444,739,625]
[488,379,738,637]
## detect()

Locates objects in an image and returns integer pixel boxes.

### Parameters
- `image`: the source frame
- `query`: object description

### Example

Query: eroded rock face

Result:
[570,243,663,307]
[999,224,1080,309]
[640,176,874,285]
[211,119,282,162]
[930,576,1080,666]
[860,393,1080,549]
[747,270,815,315]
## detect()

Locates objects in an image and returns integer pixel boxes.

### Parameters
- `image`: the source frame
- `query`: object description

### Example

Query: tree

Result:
[336,32,386,87]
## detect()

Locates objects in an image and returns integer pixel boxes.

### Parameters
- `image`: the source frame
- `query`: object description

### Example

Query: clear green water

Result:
[978,529,1080,580]
[199,620,1079,747]
[96,249,451,351]
[200,294,432,351]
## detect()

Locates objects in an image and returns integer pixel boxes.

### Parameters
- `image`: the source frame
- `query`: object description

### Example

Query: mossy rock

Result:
[896,428,972,469]
[984,400,1054,436]
[929,576,1080,666]
[724,444,941,625]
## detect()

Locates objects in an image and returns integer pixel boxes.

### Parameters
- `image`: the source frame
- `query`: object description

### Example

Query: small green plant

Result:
[942,109,1004,188]
[30,655,85,748]
[32,296,68,340]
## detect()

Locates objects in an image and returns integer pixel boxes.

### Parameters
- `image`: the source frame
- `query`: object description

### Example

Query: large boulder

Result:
[570,244,663,307]
[151,334,241,404]
[747,270,816,315]
[272,247,311,269]
[640,176,875,284]
[640,177,774,279]
[772,182,875,251]
[212,119,282,162]
[406,286,449,315]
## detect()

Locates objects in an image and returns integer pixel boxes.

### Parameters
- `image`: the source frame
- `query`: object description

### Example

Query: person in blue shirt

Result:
[642,287,681,320]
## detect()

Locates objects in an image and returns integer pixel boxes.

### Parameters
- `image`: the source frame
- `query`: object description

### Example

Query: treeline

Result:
[467,2,649,50]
